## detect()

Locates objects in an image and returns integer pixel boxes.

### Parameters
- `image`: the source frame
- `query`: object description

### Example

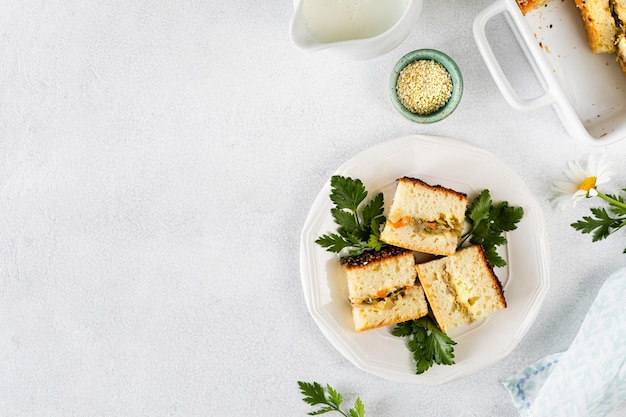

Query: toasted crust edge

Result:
[474,245,507,309]
[397,176,468,203]
[341,245,413,269]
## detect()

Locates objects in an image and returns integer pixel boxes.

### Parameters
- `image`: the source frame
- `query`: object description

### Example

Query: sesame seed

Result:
[396,59,453,115]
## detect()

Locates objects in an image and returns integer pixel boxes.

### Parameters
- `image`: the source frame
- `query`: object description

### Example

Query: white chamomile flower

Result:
[551,154,614,209]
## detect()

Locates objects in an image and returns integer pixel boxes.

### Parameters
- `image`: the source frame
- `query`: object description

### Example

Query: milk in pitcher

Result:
[302,0,410,42]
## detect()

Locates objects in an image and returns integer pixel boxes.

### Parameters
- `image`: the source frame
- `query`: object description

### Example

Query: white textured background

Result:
[1,1,625,416]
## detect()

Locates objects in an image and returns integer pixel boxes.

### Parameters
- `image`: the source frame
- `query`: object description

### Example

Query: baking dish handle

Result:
[473,0,554,111]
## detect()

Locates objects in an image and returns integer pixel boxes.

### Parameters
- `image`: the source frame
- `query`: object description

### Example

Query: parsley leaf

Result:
[392,316,456,374]
[316,176,386,256]
[360,192,385,235]
[349,398,365,417]
[607,190,626,216]
[298,381,366,417]
[330,176,368,212]
[571,207,626,246]
[467,188,492,225]
[569,189,626,253]
[459,189,524,267]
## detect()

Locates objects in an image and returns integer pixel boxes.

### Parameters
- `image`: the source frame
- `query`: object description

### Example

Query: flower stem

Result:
[596,190,626,210]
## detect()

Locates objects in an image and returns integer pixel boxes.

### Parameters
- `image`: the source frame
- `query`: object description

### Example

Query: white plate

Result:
[299,135,550,384]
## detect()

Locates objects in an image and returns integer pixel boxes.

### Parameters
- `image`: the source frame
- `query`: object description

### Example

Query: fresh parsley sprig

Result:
[298,381,365,417]
[458,189,524,267]
[315,176,386,256]
[571,189,626,253]
[392,316,456,374]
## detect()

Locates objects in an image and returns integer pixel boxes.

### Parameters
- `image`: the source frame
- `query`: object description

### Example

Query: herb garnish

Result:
[571,189,626,253]
[392,316,456,374]
[458,189,524,267]
[298,381,366,417]
[315,175,385,257]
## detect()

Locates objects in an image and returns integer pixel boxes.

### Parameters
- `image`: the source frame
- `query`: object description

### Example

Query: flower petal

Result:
[552,181,579,195]
[552,153,614,210]
[551,194,575,210]
[564,160,587,183]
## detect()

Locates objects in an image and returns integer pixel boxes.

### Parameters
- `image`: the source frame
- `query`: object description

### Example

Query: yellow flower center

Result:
[578,176,597,192]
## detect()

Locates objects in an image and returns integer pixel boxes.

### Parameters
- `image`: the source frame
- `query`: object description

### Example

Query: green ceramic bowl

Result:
[389,49,463,123]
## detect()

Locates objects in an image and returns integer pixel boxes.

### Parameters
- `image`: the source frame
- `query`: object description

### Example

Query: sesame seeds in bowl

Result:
[389,49,463,123]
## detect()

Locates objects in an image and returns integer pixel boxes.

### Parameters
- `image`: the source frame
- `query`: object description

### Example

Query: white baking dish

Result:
[474,0,626,146]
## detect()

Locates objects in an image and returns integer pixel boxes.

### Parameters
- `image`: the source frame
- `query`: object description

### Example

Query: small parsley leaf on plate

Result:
[316,176,385,256]
[329,176,368,212]
[392,316,456,374]
[459,189,524,268]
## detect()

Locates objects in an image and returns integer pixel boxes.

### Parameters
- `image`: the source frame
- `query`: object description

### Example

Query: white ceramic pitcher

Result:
[289,0,424,60]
